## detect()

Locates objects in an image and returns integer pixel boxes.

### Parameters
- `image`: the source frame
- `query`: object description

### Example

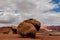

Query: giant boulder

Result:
[24,18,41,31]
[17,22,37,38]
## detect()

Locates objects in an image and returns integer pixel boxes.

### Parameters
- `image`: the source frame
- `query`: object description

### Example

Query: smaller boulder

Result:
[11,26,17,34]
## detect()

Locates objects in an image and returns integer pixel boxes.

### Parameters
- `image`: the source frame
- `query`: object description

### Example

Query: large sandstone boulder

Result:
[24,18,41,31]
[17,22,37,38]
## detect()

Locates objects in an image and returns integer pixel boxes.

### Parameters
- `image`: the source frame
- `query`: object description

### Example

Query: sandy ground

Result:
[0,32,60,40]
[0,33,41,40]
[0,27,60,40]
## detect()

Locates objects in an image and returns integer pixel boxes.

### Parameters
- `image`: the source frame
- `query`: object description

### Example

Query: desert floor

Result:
[0,32,60,40]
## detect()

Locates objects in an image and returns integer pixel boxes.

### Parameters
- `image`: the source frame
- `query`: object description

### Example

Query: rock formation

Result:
[17,22,37,38]
[24,18,41,31]
[11,26,17,34]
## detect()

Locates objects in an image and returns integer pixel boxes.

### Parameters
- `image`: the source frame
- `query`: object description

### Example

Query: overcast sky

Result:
[0,0,60,27]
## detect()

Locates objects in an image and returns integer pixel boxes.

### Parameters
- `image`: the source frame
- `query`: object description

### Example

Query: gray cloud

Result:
[0,0,59,27]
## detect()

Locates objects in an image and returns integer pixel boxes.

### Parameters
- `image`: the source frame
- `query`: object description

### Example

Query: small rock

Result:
[11,26,17,34]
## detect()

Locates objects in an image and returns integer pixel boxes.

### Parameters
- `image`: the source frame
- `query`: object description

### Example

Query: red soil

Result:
[0,27,60,40]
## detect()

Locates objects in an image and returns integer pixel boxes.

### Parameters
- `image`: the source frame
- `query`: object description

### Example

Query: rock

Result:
[40,25,52,32]
[11,26,17,34]
[17,22,37,38]
[24,18,41,31]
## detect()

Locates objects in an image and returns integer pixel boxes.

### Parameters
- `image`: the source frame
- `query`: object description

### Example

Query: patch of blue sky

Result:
[50,0,60,12]
[50,7,60,12]
[51,0,60,4]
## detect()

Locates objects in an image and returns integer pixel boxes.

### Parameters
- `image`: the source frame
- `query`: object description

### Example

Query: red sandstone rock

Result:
[11,26,17,34]
[24,18,41,31]
[47,26,60,31]
[40,25,52,31]
[17,22,37,38]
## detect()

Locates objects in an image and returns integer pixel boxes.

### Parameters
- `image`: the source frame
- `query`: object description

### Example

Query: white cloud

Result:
[39,13,60,26]
[0,0,60,27]
[15,0,57,13]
